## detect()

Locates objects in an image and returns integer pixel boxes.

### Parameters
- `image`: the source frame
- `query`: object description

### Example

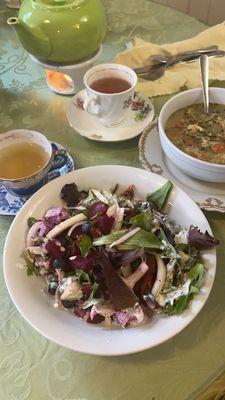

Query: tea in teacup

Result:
[0,129,52,197]
[0,141,49,179]
[90,77,131,94]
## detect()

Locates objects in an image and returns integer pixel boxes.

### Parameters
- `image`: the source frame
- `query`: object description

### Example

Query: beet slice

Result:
[88,202,108,218]
[87,314,105,324]
[134,255,157,298]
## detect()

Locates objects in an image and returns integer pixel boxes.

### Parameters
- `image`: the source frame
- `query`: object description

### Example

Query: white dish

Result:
[158,87,225,183]
[3,166,216,355]
[139,120,225,213]
[66,90,154,142]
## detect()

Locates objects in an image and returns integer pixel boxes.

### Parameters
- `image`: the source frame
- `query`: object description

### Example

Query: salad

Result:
[23,180,219,327]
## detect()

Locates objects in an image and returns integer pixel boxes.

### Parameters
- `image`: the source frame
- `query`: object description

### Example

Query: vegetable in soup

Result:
[165,103,225,164]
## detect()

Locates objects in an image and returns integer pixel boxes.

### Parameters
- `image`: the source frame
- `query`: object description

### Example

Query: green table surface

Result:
[0,2,225,400]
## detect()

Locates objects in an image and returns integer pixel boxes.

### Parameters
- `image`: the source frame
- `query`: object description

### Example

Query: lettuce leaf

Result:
[88,282,99,300]
[79,235,92,257]
[82,283,101,309]
[165,263,205,315]
[147,181,173,211]
[188,226,219,250]
[123,229,161,249]
[93,229,128,246]
[66,269,91,285]
[93,228,161,249]
[129,209,152,231]
[22,252,38,276]
[187,263,205,288]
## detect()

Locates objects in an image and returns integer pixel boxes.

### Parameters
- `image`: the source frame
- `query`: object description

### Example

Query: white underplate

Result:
[139,120,225,213]
[66,90,154,142]
[3,166,216,356]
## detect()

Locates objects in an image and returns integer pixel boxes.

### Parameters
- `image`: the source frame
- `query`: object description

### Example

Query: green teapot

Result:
[7,0,106,64]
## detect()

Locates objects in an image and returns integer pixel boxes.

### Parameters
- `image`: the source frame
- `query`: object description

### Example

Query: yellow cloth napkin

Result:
[113,22,225,97]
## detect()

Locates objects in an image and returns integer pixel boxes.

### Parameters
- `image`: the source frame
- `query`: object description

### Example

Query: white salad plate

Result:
[3,166,216,356]
[66,90,154,142]
[139,120,225,213]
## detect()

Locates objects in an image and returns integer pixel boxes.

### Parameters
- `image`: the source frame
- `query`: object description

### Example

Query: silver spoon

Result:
[200,54,209,114]
[151,45,218,65]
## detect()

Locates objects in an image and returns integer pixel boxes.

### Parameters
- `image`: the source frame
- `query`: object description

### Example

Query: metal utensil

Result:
[134,46,219,75]
[134,47,225,81]
[151,45,218,65]
[200,54,209,114]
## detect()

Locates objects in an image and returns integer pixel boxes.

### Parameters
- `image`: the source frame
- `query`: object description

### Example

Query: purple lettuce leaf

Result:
[109,248,144,269]
[60,183,83,207]
[88,201,108,218]
[96,252,138,310]
[188,226,219,250]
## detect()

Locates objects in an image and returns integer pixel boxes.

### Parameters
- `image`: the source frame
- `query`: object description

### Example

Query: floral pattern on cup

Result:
[74,98,84,111]
[74,91,152,122]
[123,91,152,121]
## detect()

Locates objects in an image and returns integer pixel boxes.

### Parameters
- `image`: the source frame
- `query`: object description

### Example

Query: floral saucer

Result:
[67,90,154,142]
[139,119,225,213]
[0,142,75,216]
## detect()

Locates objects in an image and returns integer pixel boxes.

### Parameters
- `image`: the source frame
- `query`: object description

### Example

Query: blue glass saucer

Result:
[0,142,75,216]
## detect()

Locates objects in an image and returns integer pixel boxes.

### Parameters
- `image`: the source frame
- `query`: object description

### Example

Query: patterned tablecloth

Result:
[0,1,225,399]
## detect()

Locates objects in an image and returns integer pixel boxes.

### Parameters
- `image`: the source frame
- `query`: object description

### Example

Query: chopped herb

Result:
[27,217,38,229]
[22,252,37,276]
[79,235,92,257]
[76,269,91,285]
[88,282,99,300]
[65,269,91,285]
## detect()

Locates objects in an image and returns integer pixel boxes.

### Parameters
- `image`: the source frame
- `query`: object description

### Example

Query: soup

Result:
[90,77,131,94]
[0,141,49,179]
[165,103,225,164]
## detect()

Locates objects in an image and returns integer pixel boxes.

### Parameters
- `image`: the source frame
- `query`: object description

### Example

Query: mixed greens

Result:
[23,181,219,327]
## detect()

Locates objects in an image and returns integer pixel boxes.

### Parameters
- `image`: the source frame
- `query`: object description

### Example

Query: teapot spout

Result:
[7,17,51,60]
